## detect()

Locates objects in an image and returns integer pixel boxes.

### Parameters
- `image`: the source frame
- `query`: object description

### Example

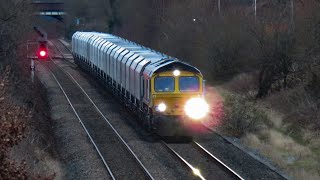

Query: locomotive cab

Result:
[149,69,209,136]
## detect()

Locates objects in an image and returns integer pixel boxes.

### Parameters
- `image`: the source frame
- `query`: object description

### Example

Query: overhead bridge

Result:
[32,1,65,20]
[38,11,65,16]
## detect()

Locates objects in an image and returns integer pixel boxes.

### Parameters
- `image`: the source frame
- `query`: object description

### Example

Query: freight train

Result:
[72,32,209,137]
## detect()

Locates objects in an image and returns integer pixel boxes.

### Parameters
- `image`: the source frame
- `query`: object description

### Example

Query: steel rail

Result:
[161,141,206,180]
[201,124,291,180]
[50,40,155,180]
[192,141,244,180]
[55,38,290,180]
[47,57,116,180]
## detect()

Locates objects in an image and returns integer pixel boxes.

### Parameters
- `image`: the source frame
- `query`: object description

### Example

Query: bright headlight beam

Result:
[184,98,209,120]
[156,103,166,112]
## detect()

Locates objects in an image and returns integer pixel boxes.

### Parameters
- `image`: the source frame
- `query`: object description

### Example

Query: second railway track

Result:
[45,53,154,179]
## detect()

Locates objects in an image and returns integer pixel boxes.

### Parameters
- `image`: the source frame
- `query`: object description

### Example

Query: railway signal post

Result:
[27,27,49,83]
[27,40,38,83]
[34,26,49,60]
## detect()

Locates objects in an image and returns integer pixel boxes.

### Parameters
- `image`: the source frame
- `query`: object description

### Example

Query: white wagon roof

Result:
[73,32,201,78]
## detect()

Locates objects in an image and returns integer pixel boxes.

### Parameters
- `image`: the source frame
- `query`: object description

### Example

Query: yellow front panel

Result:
[150,71,203,116]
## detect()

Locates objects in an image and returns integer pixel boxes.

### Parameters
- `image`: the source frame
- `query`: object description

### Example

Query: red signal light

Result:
[37,41,48,60]
[39,50,46,57]
[37,48,48,59]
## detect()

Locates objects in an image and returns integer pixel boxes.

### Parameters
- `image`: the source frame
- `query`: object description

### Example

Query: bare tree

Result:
[0,0,32,66]
[65,0,113,35]
[296,0,320,97]
[0,0,33,178]
[246,0,297,98]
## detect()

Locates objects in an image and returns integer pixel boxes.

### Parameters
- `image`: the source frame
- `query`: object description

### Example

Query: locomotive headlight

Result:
[184,98,209,120]
[155,103,167,112]
[173,69,180,76]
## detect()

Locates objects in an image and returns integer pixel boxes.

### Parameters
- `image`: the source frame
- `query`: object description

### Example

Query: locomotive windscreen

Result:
[179,76,200,92]
[154,76,174,92]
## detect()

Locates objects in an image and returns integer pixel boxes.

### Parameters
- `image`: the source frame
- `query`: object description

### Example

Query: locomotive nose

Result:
[184,98,209,120]
[154,97,185,115]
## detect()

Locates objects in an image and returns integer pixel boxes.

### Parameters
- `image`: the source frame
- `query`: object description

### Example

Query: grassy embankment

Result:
[208,73,320,179]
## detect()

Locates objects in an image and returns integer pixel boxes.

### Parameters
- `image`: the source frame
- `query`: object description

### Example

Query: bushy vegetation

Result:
[222,93,270,137]
[0,67,28,179]
[0,1,31,178]
[0,0,56,179]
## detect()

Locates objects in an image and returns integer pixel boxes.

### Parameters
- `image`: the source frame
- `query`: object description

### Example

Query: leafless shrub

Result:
[266,86,320,131]
[0,66,28,179]
[222,93,270,137]
[0,64,57,179]
[223,73,259,98]
[0,1,58,178]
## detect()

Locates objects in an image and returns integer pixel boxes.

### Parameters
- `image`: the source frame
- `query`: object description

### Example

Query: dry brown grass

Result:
[223,73,259,98]
[213,72,320,179]
[242,130,320,180]
[0,66,28,179]
[219,91,270,137]
[261,108,284,129]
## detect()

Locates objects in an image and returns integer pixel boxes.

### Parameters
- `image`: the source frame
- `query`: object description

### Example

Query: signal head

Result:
[37,48,48,59]
[39,50,46,57]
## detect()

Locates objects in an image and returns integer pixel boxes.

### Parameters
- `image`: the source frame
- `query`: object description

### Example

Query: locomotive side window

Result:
[155,76,174,92]
[179,76,199,92]
[147,79,150,100]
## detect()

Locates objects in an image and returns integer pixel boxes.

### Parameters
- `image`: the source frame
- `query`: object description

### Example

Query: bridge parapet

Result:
[31,1,65,18]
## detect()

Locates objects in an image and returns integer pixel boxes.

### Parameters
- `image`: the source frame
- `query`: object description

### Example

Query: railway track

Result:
[46,41,154,180]
[50,39,288,180]
[200,124,290,180]
[162,140,243,180]
[51,39,244,180]
[192,141,243,179]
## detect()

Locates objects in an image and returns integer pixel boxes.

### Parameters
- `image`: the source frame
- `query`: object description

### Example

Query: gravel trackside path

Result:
[44,60,152,180]
[35,61,110,179]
